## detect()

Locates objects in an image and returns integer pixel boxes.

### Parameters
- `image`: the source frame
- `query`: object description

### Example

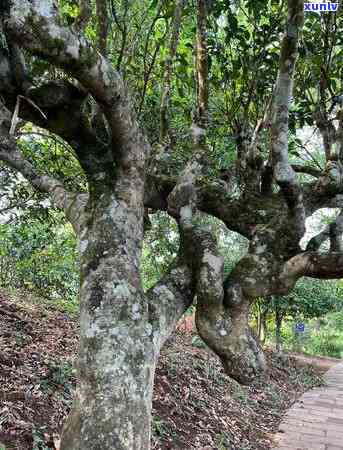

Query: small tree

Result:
[261,279,340,352]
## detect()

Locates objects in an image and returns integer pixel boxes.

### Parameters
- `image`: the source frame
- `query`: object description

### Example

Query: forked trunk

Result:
[195,280,266,385]
[260,313,267,345]
[275,304,283,354]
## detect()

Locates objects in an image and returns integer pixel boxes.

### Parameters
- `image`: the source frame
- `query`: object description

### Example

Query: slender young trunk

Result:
[96,0,109,56]
[256,302,262,341]
[159,0,185,142]
[275,303,283,354]
[260,312,267,345]
[60,192,156,450]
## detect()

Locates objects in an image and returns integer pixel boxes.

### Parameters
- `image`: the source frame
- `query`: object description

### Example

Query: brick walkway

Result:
[275,362,343,450]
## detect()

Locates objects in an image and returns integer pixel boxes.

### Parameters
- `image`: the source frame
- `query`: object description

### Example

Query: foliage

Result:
[11,0,341,177]
[18,126,86,193]
[280,311,343,358]
[32,429,51,450]
[41,361,75,394]
[140,212,179,290]
[140,212,248,290]
[305,327,343,358]
[252,277,343,354]
[308,311,343,358]
[273,278,341,321]
[0,210,78,301]
[252,277,341,327]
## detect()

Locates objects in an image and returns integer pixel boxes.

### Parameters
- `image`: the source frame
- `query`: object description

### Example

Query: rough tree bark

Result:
[1,0,343,448]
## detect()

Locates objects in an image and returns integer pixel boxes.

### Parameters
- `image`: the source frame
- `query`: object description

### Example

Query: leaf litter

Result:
[0,292,323,449]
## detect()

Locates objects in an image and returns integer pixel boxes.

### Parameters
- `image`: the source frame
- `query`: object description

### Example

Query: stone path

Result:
[275,362,343,450]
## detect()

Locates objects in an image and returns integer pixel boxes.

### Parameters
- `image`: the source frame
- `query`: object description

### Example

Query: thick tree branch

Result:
[0,103,86,233]
[164,5,266,378]
[76,0,92,32]
[147,262,193,347]
[284,251,343,280]
[0,55,111,181]
[96,0,109,56]
[6,41,31,92]
[20,81,88,140]
[161,5,264,376]
[4,0,149,187]
[189,224,266,384]
[291,164,322,178]
[309,112,343,197]
[168,190,266,383]
[315,110,336,161]
[270,0,305,236]
[306,210,343,252]
[192,0,208,145]
[0,49,90,143]
[146,164,275,239]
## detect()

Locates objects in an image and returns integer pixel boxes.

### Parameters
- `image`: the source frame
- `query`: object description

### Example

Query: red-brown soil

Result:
[0,292,324,450]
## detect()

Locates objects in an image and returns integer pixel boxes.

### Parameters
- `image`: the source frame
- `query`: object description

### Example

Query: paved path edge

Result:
[274,361,343,450]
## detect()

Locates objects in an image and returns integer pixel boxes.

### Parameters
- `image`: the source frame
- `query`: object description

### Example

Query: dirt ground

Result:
[0,291,330,450]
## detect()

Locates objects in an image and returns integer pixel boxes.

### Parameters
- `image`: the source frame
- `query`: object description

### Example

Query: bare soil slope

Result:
[0,292,324,450]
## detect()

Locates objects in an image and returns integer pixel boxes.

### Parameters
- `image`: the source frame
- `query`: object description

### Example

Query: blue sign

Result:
[295,322,305,333]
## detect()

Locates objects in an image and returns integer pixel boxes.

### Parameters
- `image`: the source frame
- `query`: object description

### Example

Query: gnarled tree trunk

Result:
[61,192,157,449]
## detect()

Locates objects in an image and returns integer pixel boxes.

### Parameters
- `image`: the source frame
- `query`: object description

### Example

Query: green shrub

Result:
[0,213,78,301]
[304,329,343,358]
